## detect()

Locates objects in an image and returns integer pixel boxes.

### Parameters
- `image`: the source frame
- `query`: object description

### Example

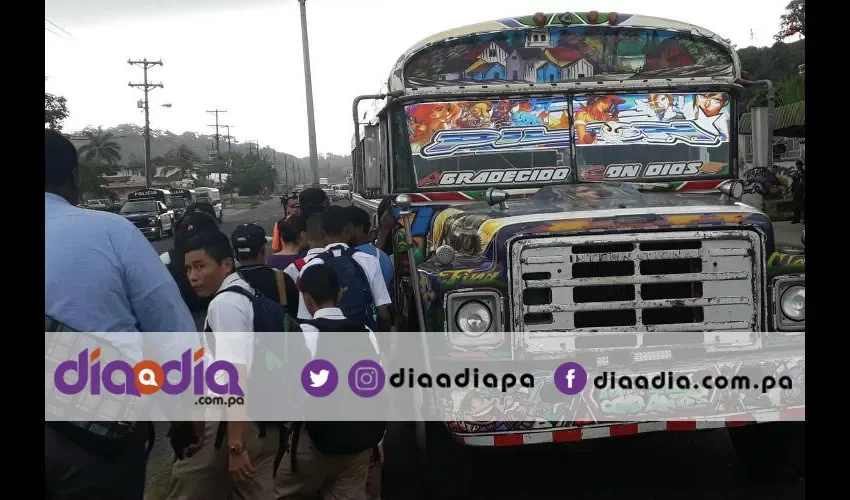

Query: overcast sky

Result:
[45,0,797,156]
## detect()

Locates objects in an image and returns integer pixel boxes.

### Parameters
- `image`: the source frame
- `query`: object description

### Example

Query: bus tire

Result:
[728,422,804,480]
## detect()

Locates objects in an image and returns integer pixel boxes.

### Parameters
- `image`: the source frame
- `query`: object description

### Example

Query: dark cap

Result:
[45,129,78,186]
[230,223,267,258]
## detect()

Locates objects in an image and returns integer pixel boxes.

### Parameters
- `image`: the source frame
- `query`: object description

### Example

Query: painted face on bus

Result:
[185,249,234,297]
[697,93,725,117]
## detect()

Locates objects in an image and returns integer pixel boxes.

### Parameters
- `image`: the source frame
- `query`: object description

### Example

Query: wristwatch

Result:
[229,444,245,456]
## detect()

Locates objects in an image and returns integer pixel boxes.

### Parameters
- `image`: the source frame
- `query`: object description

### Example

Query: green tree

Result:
[78,127,122,165]
[776,0,805,42]
[45,92,69,130]
[78,160,118,199]
[776,74,805,106]
[736,39,804,112]
[229,156,277,196]
[162,144,202,179]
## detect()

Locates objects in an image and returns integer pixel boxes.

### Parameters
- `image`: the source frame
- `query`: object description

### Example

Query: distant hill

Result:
[67,124,250,166]
[66,124,354,184]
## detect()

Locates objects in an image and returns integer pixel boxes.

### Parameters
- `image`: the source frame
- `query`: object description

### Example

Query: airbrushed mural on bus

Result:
[351,12,804,494]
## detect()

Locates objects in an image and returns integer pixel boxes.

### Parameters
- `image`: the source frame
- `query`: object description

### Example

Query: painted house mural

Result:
[439,40,511,81]
[407,18,734,87]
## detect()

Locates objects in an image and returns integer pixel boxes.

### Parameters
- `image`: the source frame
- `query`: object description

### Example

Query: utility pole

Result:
[222,125,235,202]
[298,0,320,186]
[128,59,163,188]
[222,125,234,158]
[206,109,227,187]
[272,150,278,196]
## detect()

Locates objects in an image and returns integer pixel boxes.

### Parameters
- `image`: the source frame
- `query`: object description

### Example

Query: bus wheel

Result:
[729,422,805,480]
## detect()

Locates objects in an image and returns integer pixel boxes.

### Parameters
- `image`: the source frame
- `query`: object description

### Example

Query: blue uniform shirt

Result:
[45,193,197,359]
[356,242,393,292]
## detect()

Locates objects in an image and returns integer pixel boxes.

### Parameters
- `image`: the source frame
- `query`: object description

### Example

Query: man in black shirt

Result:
[230,223,299,317]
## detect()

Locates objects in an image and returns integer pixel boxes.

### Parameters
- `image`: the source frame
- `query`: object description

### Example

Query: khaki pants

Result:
[166,421,279,500]
[274,430,371,500]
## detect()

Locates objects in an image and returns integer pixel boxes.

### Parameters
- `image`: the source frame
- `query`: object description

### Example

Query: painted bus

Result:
[351,11,804,495]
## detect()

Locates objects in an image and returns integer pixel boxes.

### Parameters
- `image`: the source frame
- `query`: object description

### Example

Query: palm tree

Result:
[78,127,122,165]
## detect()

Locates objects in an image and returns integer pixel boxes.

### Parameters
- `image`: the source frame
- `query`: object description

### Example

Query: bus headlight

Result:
[773,276,804,332]
[446,291,503,349]
[456,301,491,335]
[780,285,805,321]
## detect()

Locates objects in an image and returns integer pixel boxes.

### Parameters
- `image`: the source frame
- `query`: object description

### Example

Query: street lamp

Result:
[298,0,320,187]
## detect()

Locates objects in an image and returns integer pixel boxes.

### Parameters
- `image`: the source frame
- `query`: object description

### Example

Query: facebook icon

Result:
[554,362,588,395]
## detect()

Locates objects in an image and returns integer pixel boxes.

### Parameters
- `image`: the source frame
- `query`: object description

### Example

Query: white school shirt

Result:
[283,247,327,320]
[299,307,380,358]
[203,273,255,384]
[287,243,392,321]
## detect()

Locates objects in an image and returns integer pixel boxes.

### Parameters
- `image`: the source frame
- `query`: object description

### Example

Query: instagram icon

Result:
[348,360,385,398]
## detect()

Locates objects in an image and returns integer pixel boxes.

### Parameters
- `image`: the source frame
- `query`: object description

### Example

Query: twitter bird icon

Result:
[301,360,338,397]
[309,369,330,387]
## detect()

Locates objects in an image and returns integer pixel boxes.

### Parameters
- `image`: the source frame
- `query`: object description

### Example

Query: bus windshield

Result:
[396,91,731,190]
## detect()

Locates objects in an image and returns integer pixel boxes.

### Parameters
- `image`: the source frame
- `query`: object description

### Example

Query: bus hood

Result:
[429,183,772,257]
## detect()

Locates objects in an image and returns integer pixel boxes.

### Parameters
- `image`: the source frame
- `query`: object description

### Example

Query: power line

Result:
[128,59,164,188]
[45,18,73,37]
[45,26,62,38]
[206,109,227,187]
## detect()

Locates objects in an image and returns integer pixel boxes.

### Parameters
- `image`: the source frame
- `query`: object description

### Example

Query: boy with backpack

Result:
[283,211,330,321]
[294,205,393,332]
[275,264,386,500]
[167,231,309,500]
[346,205,393,292]
[231,223,300,318]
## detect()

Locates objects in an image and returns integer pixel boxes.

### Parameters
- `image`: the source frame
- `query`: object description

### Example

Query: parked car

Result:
[84,199,111,211]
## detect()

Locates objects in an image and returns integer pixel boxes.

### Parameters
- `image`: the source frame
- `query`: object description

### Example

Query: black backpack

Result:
[288,317,386,470]
[205,283,310,449]
[311,245,380,331]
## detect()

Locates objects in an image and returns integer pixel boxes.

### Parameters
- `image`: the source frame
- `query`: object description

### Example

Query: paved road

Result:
[143,199,803,500]
[150,198,287,256]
